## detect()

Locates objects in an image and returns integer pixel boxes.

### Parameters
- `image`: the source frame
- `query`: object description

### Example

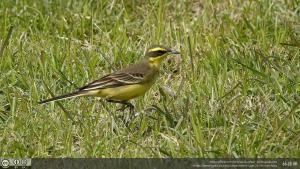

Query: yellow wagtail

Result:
[39,45,180,112]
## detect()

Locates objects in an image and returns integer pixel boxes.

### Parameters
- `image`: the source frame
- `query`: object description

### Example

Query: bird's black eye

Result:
[146,47,169,57]
[150,50,167,57]
[156,50,166,56]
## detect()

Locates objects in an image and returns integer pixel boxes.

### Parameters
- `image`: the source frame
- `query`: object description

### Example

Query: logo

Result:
[1,159,10,168]
[14,159,20,166]
[21,159,28,165]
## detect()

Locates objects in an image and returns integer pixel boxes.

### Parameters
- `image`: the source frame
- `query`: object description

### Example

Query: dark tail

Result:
[38,91,85,104]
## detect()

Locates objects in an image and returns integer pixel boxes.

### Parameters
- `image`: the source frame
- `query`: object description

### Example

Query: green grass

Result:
[0,0,299,157]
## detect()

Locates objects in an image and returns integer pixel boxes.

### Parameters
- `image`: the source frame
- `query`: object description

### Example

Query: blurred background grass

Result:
[0,0,299,157]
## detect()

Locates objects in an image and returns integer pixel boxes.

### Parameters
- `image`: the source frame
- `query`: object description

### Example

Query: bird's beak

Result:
[169,50,180,54]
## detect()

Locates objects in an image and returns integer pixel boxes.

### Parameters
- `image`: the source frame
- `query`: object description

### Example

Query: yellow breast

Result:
[96,82,154,101]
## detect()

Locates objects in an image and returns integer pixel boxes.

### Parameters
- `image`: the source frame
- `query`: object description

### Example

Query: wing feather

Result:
[78,73,145,91]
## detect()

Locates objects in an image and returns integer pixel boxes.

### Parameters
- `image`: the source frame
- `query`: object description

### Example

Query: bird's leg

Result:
[122,102,135,127]
[106,100,135,124]
[119,102,134,114]
[106,100,134,112]
[117,102,135,123]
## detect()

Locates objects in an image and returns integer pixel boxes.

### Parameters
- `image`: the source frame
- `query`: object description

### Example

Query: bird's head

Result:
[145,45,180,68]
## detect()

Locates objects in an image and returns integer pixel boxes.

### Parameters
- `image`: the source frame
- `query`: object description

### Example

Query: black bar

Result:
[1,158,299,169]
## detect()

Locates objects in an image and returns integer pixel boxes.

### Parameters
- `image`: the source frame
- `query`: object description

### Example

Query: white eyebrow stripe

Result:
[149,47,166,52]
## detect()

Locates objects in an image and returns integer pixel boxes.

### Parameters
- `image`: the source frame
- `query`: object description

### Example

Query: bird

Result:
[39,45,180,113]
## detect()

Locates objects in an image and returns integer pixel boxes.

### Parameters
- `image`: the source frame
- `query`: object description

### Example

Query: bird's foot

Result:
[119,103,135,126]
[107,100,136,126]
